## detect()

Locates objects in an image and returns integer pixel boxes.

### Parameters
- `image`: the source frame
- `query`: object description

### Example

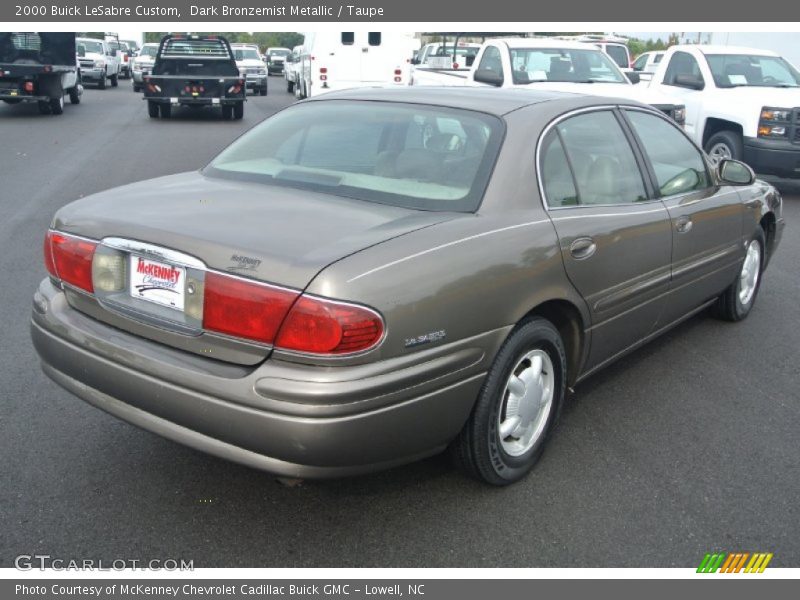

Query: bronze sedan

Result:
[31,88,785,485]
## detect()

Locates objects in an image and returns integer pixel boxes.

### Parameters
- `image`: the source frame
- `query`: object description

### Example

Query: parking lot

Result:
[1,83,799,568]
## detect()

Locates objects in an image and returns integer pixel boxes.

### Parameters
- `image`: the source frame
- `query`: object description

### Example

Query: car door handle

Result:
[569,237,597,260]
[675,216,693,233]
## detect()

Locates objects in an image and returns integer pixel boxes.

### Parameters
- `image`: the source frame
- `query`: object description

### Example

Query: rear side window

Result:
[539,131,578,208]
[624,110,710,197]
[341,32,354,45]
[368,32,381,46]
[552,111,647,206]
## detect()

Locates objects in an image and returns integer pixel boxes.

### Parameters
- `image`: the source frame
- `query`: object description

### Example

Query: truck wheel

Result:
[68,87,80,104]
[147,101,159,118]
[37,100,51,115]
[160,103,171,118]
[49,95,64,115]
[133,83,141,92]
[110,73,119,87]
[286,80,294,94]
[98,72,106,90]
[704,130,743,165]
[233,101,244,119]
[450,317,566,486]
[259,85,267,96]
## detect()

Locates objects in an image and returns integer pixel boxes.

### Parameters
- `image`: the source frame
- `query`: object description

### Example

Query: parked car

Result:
[0,32,82,114]
[232,43,268,96]
[31,88,784,485]
[632,50,665,81]
[413,38,686,126]
[295,31,417,99]
[75,37,121,89]
[265,47,291,75]
[131,42,158,92]
[646,45,800,177]
[143,34,246,120]
[283,45,303,94]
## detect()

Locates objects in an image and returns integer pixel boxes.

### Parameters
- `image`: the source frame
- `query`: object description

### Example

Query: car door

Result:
[655,50,707,140]
[621,108,746,326]
[539,108,673,371]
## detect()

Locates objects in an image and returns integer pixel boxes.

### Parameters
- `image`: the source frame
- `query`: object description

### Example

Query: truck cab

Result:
[647,44,800,177]
[75,37,120,89]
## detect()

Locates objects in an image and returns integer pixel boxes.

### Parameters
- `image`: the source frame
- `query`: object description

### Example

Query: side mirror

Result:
[473,68,504,87]
[718,159,755,185]
[410,58,420,65]
[673,73,704,90]
[626,71,641,84]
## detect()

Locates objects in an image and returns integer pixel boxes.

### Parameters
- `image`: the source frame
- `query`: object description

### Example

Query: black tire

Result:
[704,130,743,164]
[37,100,51,114]
[159,103,171,119]
[233,101,244,120]
[450,317,567,486]
[97,73,106,90]
[147,100,159,118]
[110,73,118,87]
[221,104,233,120]
[286,80,294,94]
[259,85,267,96]
[714,227,766,322]
[68,87,80,104]
[133,84,141,93]
[49,95,64,115]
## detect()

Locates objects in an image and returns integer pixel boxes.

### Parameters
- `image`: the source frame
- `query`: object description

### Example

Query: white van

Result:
[295,32,418,99]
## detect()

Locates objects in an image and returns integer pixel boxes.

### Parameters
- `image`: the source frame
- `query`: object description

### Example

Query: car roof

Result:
[674,44,779,57]
[489,38,608,51]
[307,86,618,116]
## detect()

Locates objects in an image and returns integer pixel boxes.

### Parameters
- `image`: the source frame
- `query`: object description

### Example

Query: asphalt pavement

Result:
[1,82,798,568]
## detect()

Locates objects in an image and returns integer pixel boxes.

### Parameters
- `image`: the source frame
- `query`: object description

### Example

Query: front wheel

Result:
[233,101,244,120]
[286,79,294,94]
[68,86,80,104]
[147,100,159,118]
[49,95,64,115]
[221,104,233,120]
[110,73,119,87]
[704,130,742,165]
[715,228,765,322]
[259,85,267,96]
[450,317,566,486]
[97,71,106,90]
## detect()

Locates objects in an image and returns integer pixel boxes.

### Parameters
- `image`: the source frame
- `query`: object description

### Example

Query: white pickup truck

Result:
[646,44,800,178]
[412,38,686,125]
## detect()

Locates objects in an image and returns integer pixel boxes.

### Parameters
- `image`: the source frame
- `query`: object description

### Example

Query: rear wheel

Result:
[286,79,294,94]
[159,103,171,118]
[715,228,765,322]
[147,100,159,118]
[221,104,233,120]
[110,73,119,87]
[704,130,742,165]
[49,95,64,115]
[450,317,566,486]
[259,85,267,96]
[97,72,106,90]
[133,83,141,93]
[233,101,244,120]
[37,100,51,114]
[68,86,80,104]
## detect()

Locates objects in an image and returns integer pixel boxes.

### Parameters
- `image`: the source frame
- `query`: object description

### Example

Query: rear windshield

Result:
[234,48,260,60]
[205,101,503,212]
[140,45,158,57]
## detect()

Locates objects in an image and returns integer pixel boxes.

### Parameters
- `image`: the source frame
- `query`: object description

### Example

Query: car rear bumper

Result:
[744,137,800,178]
[31,279,492,478]
[144,96,244,106]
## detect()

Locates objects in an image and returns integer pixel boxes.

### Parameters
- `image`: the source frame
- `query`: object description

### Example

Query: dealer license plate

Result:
[129,255,185,311]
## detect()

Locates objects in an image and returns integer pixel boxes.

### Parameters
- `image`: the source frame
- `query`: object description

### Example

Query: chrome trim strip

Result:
[102,237,207,270]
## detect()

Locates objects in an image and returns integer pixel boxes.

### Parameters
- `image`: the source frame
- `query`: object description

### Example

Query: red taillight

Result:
[45,230,96,293]
[203,272,299,345]
[23,81,34,93]
[275,296,384,355]
[319,67,327,73]
[124,55,129,62]
[394,69,401,75]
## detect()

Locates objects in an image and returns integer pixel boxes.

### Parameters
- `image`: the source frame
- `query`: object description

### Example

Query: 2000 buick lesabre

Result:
[31,88,784,485]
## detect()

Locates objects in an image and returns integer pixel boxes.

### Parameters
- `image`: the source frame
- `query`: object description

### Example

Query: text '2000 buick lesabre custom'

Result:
[31,88,784,485]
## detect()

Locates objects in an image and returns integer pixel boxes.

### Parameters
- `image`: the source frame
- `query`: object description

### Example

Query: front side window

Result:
[705,54,800,88]
[663,51,705,87]
[625,110,710,197]
[205,101,504,212]
[477,46,503,74]
[548,110,647,206]
[509,48,626,84]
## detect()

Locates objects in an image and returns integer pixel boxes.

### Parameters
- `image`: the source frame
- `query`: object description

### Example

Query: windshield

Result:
[205,101,503,212]
[510,47,627,84]
[269,49,289,57]
[234,48,261,60]
[605,44,629,68]
[79,40,104,54]
[705,54,800,88]
[140,45,157,57]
